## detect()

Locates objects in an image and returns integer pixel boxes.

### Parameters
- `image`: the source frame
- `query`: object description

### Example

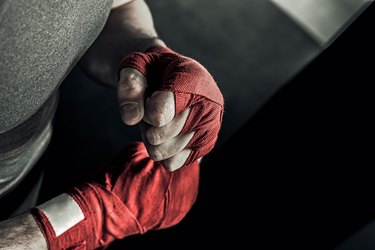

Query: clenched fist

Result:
[118,46,224,171]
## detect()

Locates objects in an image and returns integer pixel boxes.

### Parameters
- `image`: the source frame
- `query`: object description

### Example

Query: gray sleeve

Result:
[0,0,113,133]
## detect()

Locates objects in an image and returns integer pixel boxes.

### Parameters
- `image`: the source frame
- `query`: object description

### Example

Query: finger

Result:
[140,108,191,146]
[118,68,147,125]
[143,91,175,127]
[142,131,194,161]
[160,149,192,172]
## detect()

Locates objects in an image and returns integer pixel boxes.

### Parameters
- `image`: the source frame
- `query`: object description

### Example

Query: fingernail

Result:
[121,103,140,121]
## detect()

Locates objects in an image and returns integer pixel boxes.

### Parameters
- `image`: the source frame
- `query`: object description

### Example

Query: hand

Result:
[32,142,199,249]
[118,68,194,171]
[118,46,224,171]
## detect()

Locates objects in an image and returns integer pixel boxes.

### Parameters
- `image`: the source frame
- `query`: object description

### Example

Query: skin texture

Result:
[0,214,47,250]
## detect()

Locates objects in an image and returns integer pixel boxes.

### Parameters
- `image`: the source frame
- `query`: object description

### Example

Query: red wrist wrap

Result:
[32,142,199,249]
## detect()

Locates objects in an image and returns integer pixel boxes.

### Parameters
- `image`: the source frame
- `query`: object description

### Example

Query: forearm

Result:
[0,143,199,249]
[0,214,47,250]
[80,0,166,86]
[107,0,166,53]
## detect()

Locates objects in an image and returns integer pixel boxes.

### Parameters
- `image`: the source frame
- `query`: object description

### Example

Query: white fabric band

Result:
[37,193,84,237]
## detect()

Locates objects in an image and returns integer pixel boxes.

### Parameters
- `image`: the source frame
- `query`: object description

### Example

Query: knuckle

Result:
[146,129,162,145]
[120,82,142,95]
[148,111,165,127]
[147,146,165,161]
[119,80,146,98]
[146,92,174,126]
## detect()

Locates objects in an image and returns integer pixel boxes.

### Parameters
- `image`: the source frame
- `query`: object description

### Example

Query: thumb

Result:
[118,68,147,125]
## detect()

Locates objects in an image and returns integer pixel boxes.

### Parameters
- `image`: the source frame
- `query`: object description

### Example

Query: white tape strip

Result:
[37,193,84,237]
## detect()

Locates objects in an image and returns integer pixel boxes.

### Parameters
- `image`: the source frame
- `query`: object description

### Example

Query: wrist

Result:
[31,193,90,249]
[31,186,137,249]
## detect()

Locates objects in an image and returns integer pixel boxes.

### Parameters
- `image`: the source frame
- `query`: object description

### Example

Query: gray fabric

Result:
[0,92,57,198]
[0,0,113,197]
[0,0,113,133]
[0,121,51,198]
[0,93,58,159]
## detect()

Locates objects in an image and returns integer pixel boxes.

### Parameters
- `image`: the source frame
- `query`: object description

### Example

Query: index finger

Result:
[143,91,175,127]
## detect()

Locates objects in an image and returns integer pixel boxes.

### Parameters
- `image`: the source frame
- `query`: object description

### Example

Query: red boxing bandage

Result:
[32,142,199,249]
[119,46,224,166]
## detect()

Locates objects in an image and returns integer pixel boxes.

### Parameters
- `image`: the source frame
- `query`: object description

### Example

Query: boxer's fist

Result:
[32,142,199,249]
[118,46,224,171]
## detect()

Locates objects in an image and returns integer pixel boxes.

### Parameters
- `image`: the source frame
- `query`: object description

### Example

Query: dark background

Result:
[35,2,374,249]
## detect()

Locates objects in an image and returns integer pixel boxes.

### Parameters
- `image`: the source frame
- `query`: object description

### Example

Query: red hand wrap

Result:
[32,142,199,249]
[119,46,224,165]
